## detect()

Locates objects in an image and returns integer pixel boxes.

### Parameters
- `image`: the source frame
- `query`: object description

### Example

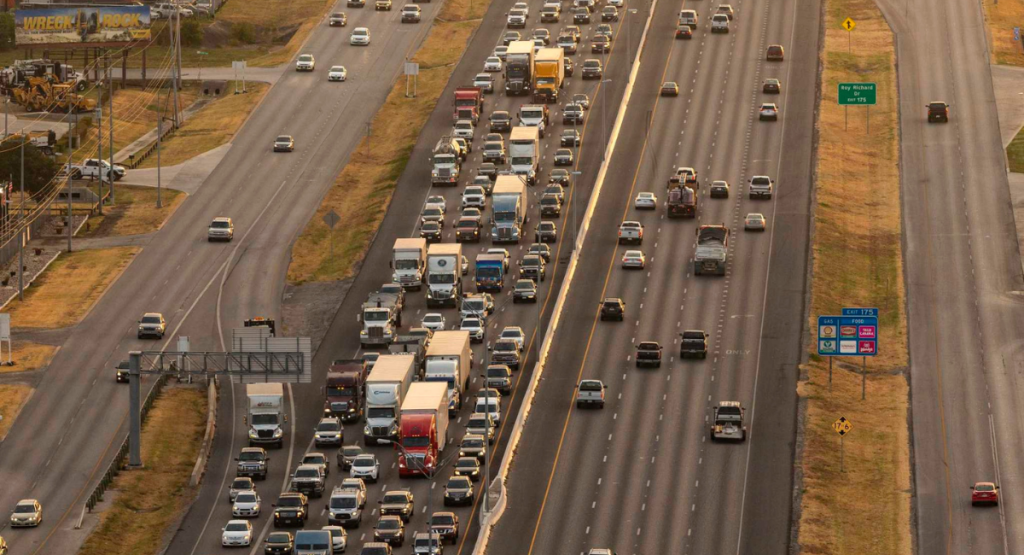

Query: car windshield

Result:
[238,451,263,461]
[343,447,362,457]
[14,504,35,513]
[276,136,290,142]
[579,381,602,391]
[236,493,257,503]
[463,319,482,328]
[383,494,408,504]
[515,282,533,291]
[268,532,291,544]
[494,342,516,352]
[432,514,455,525]
[331,66,345,72]
[303,456,325,465]
[457,459,477,468]
[141,316,161,324]
[469,417,489,428]
[232,479,251,488]
[299,55,313,62]
[378,519,401,530]
[331,496,357,509]
[226,522,249,532]
[354,457,375,467]
[447,478,469,489]
[355,29,368,35]
[295,468,319,478]
[211,221,230,228]
[976,484,995,492]
[317,421,340,432]
[487,367,508,377]
[463,437,484,448]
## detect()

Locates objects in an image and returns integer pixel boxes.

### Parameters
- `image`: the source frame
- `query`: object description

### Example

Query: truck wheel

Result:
[710,430,716,441]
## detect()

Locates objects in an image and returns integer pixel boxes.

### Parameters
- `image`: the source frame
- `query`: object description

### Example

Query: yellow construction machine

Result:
[10,75,95,113]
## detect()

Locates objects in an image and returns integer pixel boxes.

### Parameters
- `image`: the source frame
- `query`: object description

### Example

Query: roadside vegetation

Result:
[140,81,270,168]
[78,185,186,238]
[0,384,32,439]
[1007,129,1024,173]
[797,0,911,552]
[288,0,490,284]
[4,247,138,329]
[0,341,58,373]
[79,385,207,555]
[982,0,1024,66]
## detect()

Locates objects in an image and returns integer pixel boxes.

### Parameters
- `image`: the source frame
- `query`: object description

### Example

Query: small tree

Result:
[181,18,203,47]
[0,139,60,196]
[0,13,15,52]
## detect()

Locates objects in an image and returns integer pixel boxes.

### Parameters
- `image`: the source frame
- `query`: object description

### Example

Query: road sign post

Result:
[842,17,855,53]
[832,416,853,472]
[838,83,876,134]
[323,209,341,260]
[818,308,878,398]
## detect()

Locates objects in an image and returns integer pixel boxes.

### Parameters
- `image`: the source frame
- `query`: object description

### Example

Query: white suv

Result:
[462,186,486,209]
[350,27,371,45]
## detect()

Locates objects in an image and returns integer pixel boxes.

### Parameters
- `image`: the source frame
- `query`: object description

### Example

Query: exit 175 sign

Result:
[838,82,876,105]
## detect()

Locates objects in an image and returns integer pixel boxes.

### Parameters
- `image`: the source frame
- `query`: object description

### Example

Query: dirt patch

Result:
[77,185,186,238]
[138,82,269,169]
[287,0,490,284]
[5,247,139,329]
[281,280,352,353]
[78,385,207,555]
[0,384,33,439]
[796,0,911,552]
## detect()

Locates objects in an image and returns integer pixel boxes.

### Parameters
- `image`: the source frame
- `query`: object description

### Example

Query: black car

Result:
[635,341,663,368]
[520,254,547,281]
[512,279,537,303]
[273,493,309,527]
[601,6,618,20]
[454,457,482,481]
[503,31,521,45]
[560,128,581,146]
[563,56,574,77]
[535,221,557,243]
[709,181,730,198]
[264,531,295,555]
[679,329,709,358]
[115,360,129,383]
[429,512,460,545]
[529,243,552,262]
[675,25,693,39]
[591,35,610,53]
[553,148,573,166]
[443,476,475,506]
[581,59,603,79]
[549,169,570,187]
[599,298,625,321]
[762,78,781,94]
[420,221,443,243]
[337,445,364,470]
[540,193,563,217]
[573,6,590,23]
[490,110,512,132]
[373,516,406,546]
[347,0,365,6]
[478,162,499,180]
[379,491,415,522]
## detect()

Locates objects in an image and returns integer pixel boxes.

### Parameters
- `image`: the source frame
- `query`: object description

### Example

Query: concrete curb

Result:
[190,380,218,487]
[468,0,660,552]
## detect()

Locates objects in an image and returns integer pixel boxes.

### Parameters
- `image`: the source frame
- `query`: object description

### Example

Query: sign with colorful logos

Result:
[817,307,878,357]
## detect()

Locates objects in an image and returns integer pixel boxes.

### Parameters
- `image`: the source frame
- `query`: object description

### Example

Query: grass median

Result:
[0,341,59,374]
[78,82,201,158]
[797,0,911,553]
[0,384,33,439]
[287,0,490,284]
[139,82,270,168]
[77,185,186,238]
[982,0,1024,66]
[4,247,139,329]
[79,385,207,555]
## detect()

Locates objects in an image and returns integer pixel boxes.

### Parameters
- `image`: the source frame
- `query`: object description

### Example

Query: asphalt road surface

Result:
[0,2,438,553]
[486,0,818,553]
[164,0,644,553]
[874,0,1024,552]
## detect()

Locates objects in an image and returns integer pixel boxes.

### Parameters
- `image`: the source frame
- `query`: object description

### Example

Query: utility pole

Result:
[67,114,74,253]
[97,104,103,215]
[170,7,180,128]
[156,117,163,208]
[18,137,24,301]
[107,57,115,204]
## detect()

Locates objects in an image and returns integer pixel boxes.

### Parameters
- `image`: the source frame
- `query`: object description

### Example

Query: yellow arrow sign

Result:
[842,17,856,31]
[832,416,853,436]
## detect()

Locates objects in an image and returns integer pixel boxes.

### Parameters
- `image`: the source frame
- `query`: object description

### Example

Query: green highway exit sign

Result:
[838,83,876,105]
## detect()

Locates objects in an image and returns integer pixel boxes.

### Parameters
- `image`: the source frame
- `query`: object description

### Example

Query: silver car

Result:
[208,217,234,241]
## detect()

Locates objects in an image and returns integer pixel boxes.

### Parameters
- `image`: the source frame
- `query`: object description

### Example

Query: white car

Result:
[323,526,348,552]
[512,1,529,16]
[328,65,348,81]
[453,119,475,139]
[759,103,779,121]
[222,520,253,547]
[484,56,503,72]
[461,317,486,342]
[9,499,41,527]
[232,491,261,518]
[295,54,315,71]
[494,45,509,60]
[621,250,646,269]
[474,396,502,424]
[606,0,622,6]
[350,454,380,482]
[421,313,446,331]
[634,192,657,209]
[744,213,767,231]
[350,27,371,45]
[474,73,494,93]
[462,186,487,209]
[486,248,510,271]
[499,326,526,351]
[425,195,446,210]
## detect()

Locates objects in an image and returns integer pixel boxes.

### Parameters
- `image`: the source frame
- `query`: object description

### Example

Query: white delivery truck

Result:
[363,355,417,445]
[246,383,286,448]
[392,238,427,290]
[426,243,463,309]
[423,330,473,415]
[491,176,528,243]
[509,126,540,185]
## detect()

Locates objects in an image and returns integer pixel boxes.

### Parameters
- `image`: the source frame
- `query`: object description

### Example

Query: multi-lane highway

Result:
[874,0,1024,552]
[0,1,438,552]
[487,0,817,553]
[165,0,644,551]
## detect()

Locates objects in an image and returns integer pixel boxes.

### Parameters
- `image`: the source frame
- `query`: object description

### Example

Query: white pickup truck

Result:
[69,158,126,181]
[617,221,644,245]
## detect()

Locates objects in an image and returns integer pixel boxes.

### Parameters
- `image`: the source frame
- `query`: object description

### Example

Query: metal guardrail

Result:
[83,373,169,514]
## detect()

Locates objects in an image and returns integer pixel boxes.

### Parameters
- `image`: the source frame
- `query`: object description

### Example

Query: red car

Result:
[971,482,999,506]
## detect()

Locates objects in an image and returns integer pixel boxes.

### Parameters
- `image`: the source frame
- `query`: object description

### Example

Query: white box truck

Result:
[423,330,472,415]
[363,355,417,445]
[246,383,285,448]
[426,243,463,308]
[392,238,427,290]
[509,126,540,185]
[398,381,450,477]
[491,176,528,242]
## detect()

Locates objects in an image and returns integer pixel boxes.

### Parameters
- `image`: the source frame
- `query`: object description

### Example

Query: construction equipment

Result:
[10,75,95,114]
[0,59,87,95]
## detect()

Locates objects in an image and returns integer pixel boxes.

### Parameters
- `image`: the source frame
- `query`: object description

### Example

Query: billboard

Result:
[15,6,152,46]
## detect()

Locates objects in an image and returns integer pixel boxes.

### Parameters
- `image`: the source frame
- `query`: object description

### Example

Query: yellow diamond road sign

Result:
[832,416,853,436]
[842,17,856,31]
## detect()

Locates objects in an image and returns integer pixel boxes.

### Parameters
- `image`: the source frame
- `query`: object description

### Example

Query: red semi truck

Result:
[452,87,484,124]
[397,382,449,478]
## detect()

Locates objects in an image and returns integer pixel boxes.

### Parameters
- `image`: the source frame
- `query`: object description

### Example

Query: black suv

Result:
[236,447,269,480]
[581,59,603,79]
[679,330,708,358]
[264,531,294,554]
[513,279,537,303]
[273,492,309,527]
[927,101,949,123]
[599,298,625,321]
[115,360,130,383]
[490,110,512,132]
[563,103,584,124]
